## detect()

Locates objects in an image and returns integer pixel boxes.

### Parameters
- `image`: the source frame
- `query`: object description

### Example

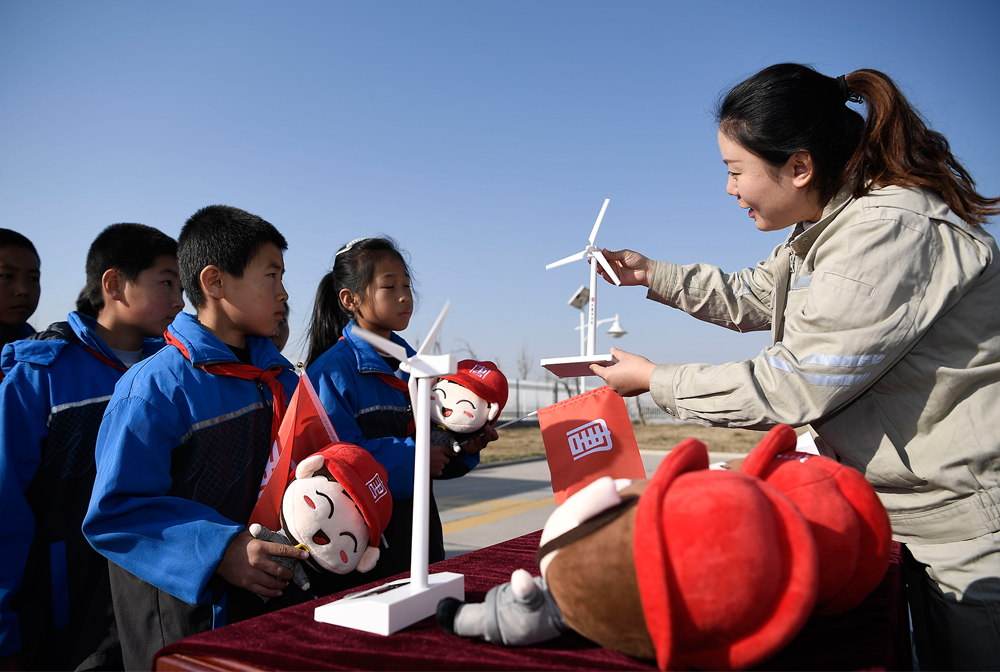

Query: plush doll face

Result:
[282,460,373,574]
[430,379,498,433]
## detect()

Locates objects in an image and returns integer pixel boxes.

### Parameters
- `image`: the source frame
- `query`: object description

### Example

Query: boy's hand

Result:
[596,249,652,287]
[216,530,308,598]
[460,426,498,455]
[590,348,657,397]
[429,443,451,477]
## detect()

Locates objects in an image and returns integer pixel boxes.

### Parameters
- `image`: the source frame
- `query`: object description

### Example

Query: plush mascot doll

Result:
[429,359,508,453]
[734,425,892,615]
[250,442,393,593]
[439,433,822,671]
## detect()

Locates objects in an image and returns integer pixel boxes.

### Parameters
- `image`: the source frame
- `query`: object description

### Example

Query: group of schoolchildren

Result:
[0,207,492,671]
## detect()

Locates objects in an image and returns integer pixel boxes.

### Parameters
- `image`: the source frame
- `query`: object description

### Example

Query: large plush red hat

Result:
[740,425,892,615]
[439,360,509,423]
[633,438,819,671]
[316,443,393,544]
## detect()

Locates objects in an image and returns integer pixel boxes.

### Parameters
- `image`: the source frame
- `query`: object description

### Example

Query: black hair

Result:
[0,229,39,259]
[84,223,178,314]
[76,286,98,318]
[178,205,288,309]
[306,237,413,368]
[716,63,999,224]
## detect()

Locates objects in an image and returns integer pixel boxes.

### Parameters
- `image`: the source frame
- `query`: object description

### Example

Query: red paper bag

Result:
[537,386,646,504]
[250,372,339,530]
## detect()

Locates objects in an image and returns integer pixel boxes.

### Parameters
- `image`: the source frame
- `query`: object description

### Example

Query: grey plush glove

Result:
[430,426,462,454]
[437,569,569,646]
[248,523,311,596]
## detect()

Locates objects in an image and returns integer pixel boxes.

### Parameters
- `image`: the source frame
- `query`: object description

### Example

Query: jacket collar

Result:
[166,312,292,370]
[788,188,855,257]
[343,320,415,375]
[67,311,164,365]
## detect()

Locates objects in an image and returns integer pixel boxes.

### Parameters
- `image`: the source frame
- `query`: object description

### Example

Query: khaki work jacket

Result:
[647,186,1000,543]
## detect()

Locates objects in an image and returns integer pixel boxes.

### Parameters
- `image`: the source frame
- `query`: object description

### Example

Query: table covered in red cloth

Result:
[155,532,911,671]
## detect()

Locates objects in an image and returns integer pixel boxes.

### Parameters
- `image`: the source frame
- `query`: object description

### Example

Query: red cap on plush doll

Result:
[633,438,819,671]
[439,360,509,423]
[318,443,393,544]
[740,425,892,615]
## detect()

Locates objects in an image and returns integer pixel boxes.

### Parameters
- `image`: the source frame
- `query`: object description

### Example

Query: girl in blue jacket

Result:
[305,237,492,591]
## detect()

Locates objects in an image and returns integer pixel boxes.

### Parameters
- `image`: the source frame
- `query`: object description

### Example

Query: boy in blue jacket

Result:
[0,223,182,670]
[0,228,41,349]
[83,205,303,671]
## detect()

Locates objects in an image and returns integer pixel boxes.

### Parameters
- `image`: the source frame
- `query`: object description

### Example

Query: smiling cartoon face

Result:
[430,378,497,433]
[281,473,372,574]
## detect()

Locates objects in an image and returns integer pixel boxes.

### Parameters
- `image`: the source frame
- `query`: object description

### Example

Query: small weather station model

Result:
[541,199,623,378]
[314,303,464,635]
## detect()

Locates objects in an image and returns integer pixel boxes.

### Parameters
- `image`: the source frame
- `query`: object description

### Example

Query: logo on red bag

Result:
[367,473,388,501]
[469,364,491,379]
[566,419,613,461]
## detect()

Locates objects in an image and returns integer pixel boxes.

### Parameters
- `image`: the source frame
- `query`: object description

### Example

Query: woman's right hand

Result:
[597,249,652,287]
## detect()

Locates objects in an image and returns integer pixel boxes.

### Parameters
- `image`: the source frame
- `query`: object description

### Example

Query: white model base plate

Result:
[314,572,464,636]
[540,353,617,378]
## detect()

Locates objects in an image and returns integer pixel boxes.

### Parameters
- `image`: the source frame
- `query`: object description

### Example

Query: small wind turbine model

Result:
[540,199,623,378]
[313,302,464,635]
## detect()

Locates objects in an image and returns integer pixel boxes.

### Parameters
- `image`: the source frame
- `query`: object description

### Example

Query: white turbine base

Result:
[314,572,465,636]
[540,353,617,378]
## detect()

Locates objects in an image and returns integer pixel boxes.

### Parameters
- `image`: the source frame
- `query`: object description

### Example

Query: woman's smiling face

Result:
[718,130,824,232]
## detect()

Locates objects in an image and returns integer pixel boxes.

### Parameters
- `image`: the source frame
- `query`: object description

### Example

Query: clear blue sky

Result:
[3,1,998,379]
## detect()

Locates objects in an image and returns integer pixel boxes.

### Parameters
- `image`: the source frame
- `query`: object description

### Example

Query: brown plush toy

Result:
[442,436,822,671]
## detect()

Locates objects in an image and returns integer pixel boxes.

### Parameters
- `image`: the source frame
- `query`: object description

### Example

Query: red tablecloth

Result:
[155,532,911,671]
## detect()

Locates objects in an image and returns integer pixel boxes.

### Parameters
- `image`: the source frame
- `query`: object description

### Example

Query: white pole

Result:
[579,310,587,394]
[587,256,597,357]
[410,376,431,591]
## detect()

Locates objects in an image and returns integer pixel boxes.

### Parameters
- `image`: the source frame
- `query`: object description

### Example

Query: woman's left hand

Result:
[590,347,657,396]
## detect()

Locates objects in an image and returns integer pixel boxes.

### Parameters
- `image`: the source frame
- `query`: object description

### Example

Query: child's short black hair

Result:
[0,229,39,258]
[84,223,178,314]
[178,205,288,309]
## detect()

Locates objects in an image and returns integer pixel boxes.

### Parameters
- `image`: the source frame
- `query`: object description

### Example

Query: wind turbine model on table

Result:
[313,302,464,635]
[540,198,623,378]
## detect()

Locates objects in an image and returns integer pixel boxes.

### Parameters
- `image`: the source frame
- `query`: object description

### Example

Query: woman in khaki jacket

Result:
[593,63,1000,670]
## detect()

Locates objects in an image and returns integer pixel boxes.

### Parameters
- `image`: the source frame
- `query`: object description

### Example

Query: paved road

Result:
[436,450,745,559]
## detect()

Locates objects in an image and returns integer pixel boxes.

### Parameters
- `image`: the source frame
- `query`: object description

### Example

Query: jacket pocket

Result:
[818,271,875,298]
[816,394,925,490]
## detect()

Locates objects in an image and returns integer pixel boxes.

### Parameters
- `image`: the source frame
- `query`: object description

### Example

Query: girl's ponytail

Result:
[305,237,413,368]
[306,270,348,368]
[841,69,999,224]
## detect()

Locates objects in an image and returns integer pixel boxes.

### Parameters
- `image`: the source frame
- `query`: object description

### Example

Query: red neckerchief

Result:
[165,331,288,445]
[342,335,416,436]
[79,343,128,373]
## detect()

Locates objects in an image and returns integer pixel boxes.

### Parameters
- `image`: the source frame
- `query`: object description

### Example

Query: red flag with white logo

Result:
[250,371,339,531]
[537,386,646,504]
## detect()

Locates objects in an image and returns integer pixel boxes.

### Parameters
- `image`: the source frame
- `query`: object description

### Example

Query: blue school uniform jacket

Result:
[0,312,163,660]
[306,321,479,498]
[82,312,297,606]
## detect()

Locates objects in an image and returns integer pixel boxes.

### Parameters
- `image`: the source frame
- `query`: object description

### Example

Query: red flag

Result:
[537,386,646,505]
[250,372,339,531]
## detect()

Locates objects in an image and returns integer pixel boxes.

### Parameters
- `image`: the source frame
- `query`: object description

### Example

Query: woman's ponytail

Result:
[718,64,999,225]
[841,69,999,224]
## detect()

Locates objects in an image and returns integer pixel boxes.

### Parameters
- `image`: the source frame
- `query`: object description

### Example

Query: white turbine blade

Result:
[593,249,622,286]
[545,250,587,270]
[352,327,409,361]
[408,376,418,408]
[417,301,450,356]
[588,198,611,245]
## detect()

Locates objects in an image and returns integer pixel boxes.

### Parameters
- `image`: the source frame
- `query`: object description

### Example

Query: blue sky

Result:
[3,1,998,379]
